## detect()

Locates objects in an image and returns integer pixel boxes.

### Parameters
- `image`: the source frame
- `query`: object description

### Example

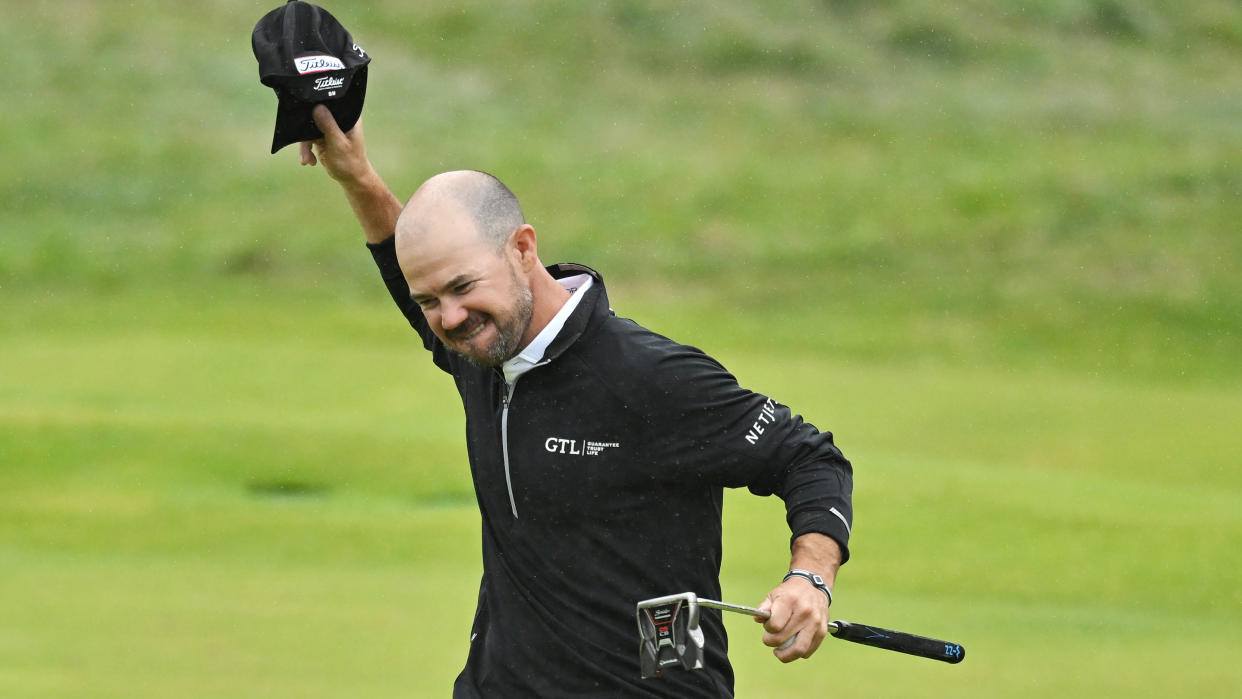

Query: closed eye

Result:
[410,274,480,310]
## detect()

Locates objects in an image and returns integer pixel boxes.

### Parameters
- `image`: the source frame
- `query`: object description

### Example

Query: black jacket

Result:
[369,238,853,698]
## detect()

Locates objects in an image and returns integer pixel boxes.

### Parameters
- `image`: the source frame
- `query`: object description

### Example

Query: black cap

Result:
[252,1,371,153]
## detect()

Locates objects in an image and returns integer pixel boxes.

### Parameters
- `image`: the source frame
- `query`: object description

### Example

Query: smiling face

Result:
[395,170,568,368]
[397,204,535,368]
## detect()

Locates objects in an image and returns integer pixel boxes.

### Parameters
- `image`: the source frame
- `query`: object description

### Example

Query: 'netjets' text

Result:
[744,398,779,445]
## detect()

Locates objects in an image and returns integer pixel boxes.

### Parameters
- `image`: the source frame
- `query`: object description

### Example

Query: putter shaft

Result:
[696,598,805,651]
[696,598,768,619]
[697,599,843,633]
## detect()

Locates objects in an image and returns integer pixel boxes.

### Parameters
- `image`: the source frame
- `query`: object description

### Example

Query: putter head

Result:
[636,592,705,679]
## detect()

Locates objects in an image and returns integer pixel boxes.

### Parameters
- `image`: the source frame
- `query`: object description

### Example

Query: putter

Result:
[636,592,965,679]
[636,593,795,679]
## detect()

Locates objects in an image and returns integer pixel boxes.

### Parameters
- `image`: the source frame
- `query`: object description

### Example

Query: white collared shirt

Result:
[502,274,593,385]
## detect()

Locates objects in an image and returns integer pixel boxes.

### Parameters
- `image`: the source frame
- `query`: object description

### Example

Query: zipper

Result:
[501,378,520,518]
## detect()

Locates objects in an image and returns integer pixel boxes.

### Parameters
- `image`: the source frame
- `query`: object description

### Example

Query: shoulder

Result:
[591,312,718,365]
[573,313,739,405]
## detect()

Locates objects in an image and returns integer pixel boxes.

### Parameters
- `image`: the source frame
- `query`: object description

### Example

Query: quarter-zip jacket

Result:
[369,238,853,698]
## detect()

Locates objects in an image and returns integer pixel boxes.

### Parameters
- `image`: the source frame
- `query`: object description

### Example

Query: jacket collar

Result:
[540,263,609,364]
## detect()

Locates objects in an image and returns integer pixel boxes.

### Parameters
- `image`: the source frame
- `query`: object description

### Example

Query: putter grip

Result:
[831,620,965,664]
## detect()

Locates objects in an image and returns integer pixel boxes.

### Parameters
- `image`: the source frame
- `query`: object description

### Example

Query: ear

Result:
[508,224,540,271]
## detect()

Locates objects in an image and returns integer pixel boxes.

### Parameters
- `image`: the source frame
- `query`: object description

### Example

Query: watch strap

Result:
[783,568,833,605]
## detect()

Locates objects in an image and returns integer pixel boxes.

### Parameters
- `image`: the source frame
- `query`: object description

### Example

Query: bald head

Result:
[396,170,525,254]
[390,171,570,367]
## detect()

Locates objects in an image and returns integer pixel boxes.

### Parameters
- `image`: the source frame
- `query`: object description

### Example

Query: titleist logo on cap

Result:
[314,76,345,91]
[295,55,345,74]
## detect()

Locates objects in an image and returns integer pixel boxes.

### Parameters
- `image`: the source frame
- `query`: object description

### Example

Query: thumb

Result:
[754,595,773,623]
[299,140,317,166]
[311,104,346,143]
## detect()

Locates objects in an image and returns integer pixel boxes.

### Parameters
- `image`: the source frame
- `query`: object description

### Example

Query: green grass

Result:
[3,0,1242,695]
[3,285,1239,696]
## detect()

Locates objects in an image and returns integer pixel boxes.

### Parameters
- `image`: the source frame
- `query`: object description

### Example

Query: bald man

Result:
[298,106,853,698]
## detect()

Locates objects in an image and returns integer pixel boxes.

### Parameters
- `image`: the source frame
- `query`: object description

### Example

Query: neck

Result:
[519,267,573,350]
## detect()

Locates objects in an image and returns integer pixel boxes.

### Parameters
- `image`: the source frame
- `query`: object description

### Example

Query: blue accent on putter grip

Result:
[862,627,890,640]
[945,644,962,658]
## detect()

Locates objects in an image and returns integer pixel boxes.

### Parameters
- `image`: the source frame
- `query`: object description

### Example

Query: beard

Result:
[445,265,534,368]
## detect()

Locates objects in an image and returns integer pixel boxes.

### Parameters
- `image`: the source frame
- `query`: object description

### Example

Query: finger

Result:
[763,627,799,649]
[766,628,803,663]
[763,604,829,659]
[753,597,772,624]
[299,140,317,166]
[769,617,824,661]
[762,608,790,634]
[759,595,796,650]
[793,623,827,659]
[776,618,827,660]
[778,632,799,651]
[774,634,805,663]
[311,104,347,143]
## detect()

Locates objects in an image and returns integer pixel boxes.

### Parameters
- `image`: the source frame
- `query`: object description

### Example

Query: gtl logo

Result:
[544,437,620,456]
[546,437,583,455]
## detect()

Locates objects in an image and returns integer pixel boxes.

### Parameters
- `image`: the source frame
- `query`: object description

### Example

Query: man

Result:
[297,105,853,697]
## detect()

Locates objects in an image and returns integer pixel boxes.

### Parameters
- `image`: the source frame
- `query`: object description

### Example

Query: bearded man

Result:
[297,105,853,699]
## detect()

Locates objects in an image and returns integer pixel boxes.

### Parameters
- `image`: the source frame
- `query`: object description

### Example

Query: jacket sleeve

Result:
[365,236,455,374]
[649,342,854,562]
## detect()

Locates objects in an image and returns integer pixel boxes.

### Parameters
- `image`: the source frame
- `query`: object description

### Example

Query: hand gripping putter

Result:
[636,592,965,679]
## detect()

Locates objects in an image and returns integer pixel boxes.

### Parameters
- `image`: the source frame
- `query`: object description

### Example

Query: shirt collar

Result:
[502,274,593,384]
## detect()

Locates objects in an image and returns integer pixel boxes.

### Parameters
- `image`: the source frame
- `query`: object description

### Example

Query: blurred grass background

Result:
[2,0,1240,696]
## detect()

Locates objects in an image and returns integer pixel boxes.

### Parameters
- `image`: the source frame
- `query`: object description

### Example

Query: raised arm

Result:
[299,104,402,244]
[297,105,449,368]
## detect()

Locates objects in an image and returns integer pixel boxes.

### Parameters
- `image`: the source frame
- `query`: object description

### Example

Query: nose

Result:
[438,298,468,330]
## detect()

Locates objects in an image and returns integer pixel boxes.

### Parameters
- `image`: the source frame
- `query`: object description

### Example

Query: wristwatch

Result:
[783,568,833,605]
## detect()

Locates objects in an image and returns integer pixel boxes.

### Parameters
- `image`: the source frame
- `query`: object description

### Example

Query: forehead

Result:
[396,218,503,294]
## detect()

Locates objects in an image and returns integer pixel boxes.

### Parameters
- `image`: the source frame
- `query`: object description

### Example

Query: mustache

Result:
[445,313,488,341]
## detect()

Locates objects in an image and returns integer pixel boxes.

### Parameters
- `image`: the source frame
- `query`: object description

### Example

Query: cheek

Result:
[464,292,500,319]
